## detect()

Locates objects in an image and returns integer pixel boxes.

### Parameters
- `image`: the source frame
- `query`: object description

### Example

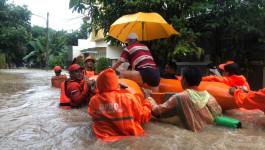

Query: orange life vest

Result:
[59,80,71,109]
[83,70,97,78]
[51,75,67,88]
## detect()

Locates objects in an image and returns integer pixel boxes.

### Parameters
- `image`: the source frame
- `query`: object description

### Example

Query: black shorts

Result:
[136,68,160,87]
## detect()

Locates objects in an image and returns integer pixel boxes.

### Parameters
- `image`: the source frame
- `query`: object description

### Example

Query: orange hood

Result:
[97,68,120,93]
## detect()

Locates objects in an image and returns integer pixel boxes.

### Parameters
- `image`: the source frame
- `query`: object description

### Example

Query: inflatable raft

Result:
[89,76,238,110]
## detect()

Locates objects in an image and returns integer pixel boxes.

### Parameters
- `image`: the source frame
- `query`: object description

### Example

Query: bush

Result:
[96,57,109,74]
[76,58,85,68]
[48,55,67,69]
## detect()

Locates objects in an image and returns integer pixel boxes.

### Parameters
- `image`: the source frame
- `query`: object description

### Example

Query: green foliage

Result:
[0,0,31,67]
[48,49,68,69]
[63,20,90,46]
[96,57,109,74]
[31,25,46,39]
[24,31,68,69]
[77,58,85,68]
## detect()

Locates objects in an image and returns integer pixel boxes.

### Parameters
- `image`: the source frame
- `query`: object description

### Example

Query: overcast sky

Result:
[8,0,86,32]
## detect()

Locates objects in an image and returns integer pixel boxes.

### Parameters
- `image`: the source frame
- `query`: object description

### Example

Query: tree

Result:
[24,32,68,69]
[70,0,265,68]
[0,0,31,68]
[23,37,47,68]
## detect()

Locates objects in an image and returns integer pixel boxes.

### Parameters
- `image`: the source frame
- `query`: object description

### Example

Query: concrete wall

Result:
[175,62,212,76]
[95,40,106,47]
[106,46,123,59]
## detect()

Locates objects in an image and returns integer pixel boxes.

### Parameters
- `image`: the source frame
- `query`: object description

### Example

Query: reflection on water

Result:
[0,69,264,149]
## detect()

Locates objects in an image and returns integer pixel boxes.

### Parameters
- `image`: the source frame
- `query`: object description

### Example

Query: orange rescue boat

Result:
[89,76,238,110]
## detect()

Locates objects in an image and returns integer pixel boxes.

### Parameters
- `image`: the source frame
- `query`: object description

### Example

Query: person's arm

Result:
[67,82,89,106]
[206,95,222,119]
[202,76,230,84]
[130,94,151,126]
[148,96,178,117]
[112,60,123,70]
[112,49,128,70]
[142,88,178,117]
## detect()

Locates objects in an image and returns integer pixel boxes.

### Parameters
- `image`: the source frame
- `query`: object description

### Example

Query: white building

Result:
[69,30,123,66]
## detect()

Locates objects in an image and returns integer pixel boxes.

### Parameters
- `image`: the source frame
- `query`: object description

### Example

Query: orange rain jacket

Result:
[66,79,89,107]
[202,75,250,90]
[51,75,67,88]
[234,88,265,112]
[88,68,151,142]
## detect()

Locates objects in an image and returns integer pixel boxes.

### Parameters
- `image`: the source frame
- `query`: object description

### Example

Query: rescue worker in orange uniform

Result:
[60,64,94,108]
[88,68,151,142]
[83,56,98,77]
[51,66,67,88]
[72,55,98,78]
[229,87,265,112]
[202,61,250,90]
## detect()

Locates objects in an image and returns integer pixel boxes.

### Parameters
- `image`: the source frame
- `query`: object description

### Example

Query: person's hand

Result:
[229,87,237,95]
[84,76,89,83]
[141,88,152,99]
[88,79,96,89]
[237,86,249,93]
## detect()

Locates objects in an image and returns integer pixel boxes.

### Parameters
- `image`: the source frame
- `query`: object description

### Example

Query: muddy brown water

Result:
[0,69,265,150]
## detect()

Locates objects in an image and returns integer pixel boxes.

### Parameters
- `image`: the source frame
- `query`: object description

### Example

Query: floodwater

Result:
[0,69,265,150]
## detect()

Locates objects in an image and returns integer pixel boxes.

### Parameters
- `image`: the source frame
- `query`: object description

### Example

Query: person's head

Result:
[126,33,139,46]
[69,64,84,80]
[97,68,119,94]
[53,66,62,76]
[205,63,217,75]
[219,61,239,77]
[181,66,202,89]
[164,62,176,75]
[84,56,95,69]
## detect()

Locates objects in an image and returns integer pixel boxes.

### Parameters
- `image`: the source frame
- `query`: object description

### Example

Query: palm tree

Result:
[23,37,46,68]
[24,33,68,69]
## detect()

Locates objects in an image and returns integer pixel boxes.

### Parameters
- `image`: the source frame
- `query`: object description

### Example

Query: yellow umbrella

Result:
[109,12,179,43]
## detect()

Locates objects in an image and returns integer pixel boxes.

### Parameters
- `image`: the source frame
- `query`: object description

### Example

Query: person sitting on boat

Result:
[144,67,222,132]
[112,33,160,92]
[88,68,151,142]
[163,62,178,79]
[60,64,94,108]
[229,87,265,112]
[51,66,67,88]
[202,61,250,90]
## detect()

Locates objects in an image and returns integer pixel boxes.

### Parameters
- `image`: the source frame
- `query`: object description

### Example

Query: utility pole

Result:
[45,12,49,70]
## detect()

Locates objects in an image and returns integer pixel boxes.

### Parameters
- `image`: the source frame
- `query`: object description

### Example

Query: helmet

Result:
[84,56,95,63]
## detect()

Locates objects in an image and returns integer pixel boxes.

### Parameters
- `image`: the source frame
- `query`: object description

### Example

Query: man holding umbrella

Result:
[112,33,160,92]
